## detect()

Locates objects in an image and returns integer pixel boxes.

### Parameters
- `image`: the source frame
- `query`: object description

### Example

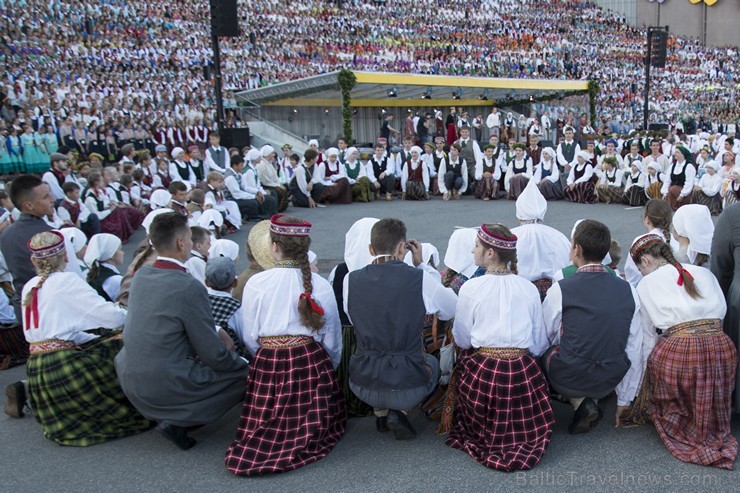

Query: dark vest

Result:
[347,261,428,391]
[174,160,191,181]
[548,270,634,398]
[560,141,576,163]
[448,159,464,177]
[512,158,529,174]
[371,156,389,178]
[670,161,687,186]
[407,160,424,182]
[331,262,351,326]
[455,139,475,169]
[191,160,204,181]
[432,152,447,173]
[629,172,641,185]
[106,184,123,203]
[89,265,119,302]
[573,164,588,180]
[222,168,239,201]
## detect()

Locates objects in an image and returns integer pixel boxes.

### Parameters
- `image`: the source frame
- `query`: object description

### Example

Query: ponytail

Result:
[659,243,701,299]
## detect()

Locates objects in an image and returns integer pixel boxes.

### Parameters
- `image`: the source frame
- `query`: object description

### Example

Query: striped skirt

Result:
[564,181,597,204]
[336,325,373,417]
[623,186,647,207]
[317,178,352,205]
[404,180,427,200]
[691,190,722,216]
[646,182,663,199]
[597,185,624,204]
[666,185,691,211]
[224,336,347,476]
[538,180,564,201]
[507,175,530,200]
[649,320,738,469]
[445,348,554,471]
[475,175,499,200]
[26,334,154,446]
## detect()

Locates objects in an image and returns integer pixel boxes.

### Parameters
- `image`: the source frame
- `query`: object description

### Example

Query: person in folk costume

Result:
[316,148,353,205]
[102,168,144,234]
[83,171,136,243]
[151,123,168,154]
[203,132,229,174]
[474,144,501,201]
[84,233,124,302]
[644,161,665,200]
[691,160,723,215]
[119,143,136,169]
[621,198,672,287]
[119,174,147,214]
[204,171,241,233]
[564,151,597,204]
[553,218,619,283]
[343,147,373,203]
[661,146,696,212]
[366,143,396,202]
[623,141,643,168]
[445,107,458,146]
[722,167,740,209]
[511,180,571,301]
[534,147,563,200]
[445,223,553,471]
[236,152,278,220]
[277,144,294,183]
[504,144,533,200]
[671,204,714,268]
[596,156,624,204]
[41,153,72,202]
[541,220,643,435]
[621,234,737,469]
[135,151,157,191]
[256,145,290,212]
[220,155,263,222]
[169,147,197,187]
[401,146,430,201]
[10,231,153,444]
[438,144,467,201]
[344,218,457,440]
[116,212,248,450]
[225,214,346,475]
[556,126,580,189]
[526,134,542,168]
[58,180,102,237]
[395,136,415,182]
[328,217,379,417]
[434,110,445,139]
[6,127,23,173]
[623,160,648,206]
[308,139,326,167]
[184,226,211,285]
[503,112,517,144]
[598,139,624,171]
[643,139,671,175]
[428,137,448,196]
[166,182,191,221]
[421,142,438,194]
[720,151,737,189]
[204,256,248,360]
[454,126,481,193]
[187,146,206,186]
[290,149,324,209]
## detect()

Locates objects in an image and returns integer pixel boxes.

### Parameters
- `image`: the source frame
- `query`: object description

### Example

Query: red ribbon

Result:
[675,264,694,286]
[24,287,40,330]
[300,293,325,316]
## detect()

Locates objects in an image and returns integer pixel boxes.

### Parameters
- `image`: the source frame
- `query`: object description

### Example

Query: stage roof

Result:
[235,71,589,108]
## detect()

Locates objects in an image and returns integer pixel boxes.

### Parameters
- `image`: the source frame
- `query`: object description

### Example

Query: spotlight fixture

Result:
[452,87,462,100]
[421,87,433,100]
[478,89,490,101]
[352,108,358,115]
[292,108,298,114]
[381,108,387,114]
[324,108,330,114]
[387,86,398,98]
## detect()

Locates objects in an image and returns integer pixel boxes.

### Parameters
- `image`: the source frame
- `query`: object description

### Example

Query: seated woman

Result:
[343,147,373,203]
[671,204,714,268]
[533,147,562,201]
[225,215,346,476]
[474,144,501,201]
[83,171,139,243]
[623,160,647,207]
[596,157,624,204]
[723,166,740,209]
[504,144,533,200]
[316,148,352,205]
[661,147,696,211]
[564,151,597,204]
[691,160,722,215]
[19,231,152,445]
[84,233,124,302]
[645,162,664,200]
[446,224,553,471]
[401,146,430,200]
[622,234,737,470]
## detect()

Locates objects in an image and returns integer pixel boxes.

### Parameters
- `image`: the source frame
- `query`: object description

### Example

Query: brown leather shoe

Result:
[5,381,26,418]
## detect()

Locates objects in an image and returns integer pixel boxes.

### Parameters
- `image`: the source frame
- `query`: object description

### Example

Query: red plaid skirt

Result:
[649,319,738,469]
[317,178,352,204]
[445,350,554,471]
[224,337,347,476]
[100,207,142,243]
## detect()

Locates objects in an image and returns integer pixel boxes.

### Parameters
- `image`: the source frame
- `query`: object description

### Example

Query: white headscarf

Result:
[577,150,591,162]
[672,204,714,263]
[142,208,174,234]
[345,147,358,160]
[404,242,440,268]
[209,239,240,261]
[704,160,720,172]
[325,147,339,157]
[150,189,172,210]
[197,209,224,230]
[171,147,184,160]
[84,233,121,266]
[59,227,87,254]
[516,178,547,221]
[260,145,275,158]
[410,146,423,156]
[541,147,556,161]
[308,139,319,147]
[444,228,478,278]
[631,160,643,172]
[246,148,261,162]
[308,250,317,264]
[344,217,380,272]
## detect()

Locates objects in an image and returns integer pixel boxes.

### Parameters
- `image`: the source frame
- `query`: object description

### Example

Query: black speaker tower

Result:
[209,0,240,137]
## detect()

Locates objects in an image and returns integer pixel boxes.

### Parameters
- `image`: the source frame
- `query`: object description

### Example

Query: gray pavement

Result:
[2,196,736,493]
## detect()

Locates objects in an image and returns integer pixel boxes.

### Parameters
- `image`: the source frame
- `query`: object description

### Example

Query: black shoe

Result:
[568,398,600,435]
[157,423,197,450]
[5,381,26,418]
[386,410,416,440]
[376,416,389,433]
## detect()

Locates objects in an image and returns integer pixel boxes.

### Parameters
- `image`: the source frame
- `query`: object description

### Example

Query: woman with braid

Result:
[225,214,346,476]
[620,234,737,469]
[624,199,672,287]
[16,231,152,445]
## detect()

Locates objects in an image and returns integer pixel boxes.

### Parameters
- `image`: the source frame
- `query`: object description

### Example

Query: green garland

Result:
[588,80,599,127]
[338,69,357,143]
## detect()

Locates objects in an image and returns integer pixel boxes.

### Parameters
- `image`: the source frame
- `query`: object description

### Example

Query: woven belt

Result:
[260,335,313,349]
[666,318,722,338]
[29,339,77,355]
[477,347,528,359]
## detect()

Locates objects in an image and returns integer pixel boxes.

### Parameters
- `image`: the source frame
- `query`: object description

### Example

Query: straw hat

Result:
[247,220,276,270]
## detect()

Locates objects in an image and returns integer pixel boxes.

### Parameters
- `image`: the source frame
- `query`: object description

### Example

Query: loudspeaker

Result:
[648,123,669,132]
[649,30,668,68]
[210,0,240,37]
[221,128,250,149]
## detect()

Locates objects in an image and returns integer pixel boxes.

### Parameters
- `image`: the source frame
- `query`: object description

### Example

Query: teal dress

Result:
[35,132,51,173]
[21,133,39,173]
[0,138,12,174]
[7,135,22,173]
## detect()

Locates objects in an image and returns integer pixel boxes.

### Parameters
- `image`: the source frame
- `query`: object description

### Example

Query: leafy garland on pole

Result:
[338,69,357,143]
[588,80,599,127]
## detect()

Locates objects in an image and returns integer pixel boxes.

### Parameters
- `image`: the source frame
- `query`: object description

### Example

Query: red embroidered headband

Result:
[629,233,663,263]
[28,231,66,260]
[478,224,517,250]
[269,214,312,237]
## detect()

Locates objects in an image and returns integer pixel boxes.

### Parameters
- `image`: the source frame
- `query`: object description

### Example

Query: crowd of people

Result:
[1,169,739,475]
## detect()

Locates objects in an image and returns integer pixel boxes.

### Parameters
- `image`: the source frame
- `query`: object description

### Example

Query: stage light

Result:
[387,86,398,98]
[421,87,432,99]
[324,108,330,114]
[292,108,298,114]
[478,89,489,101]
[452,87,462,100]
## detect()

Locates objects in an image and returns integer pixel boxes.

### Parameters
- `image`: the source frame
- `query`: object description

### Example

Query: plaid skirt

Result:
[224,336,347,476]
[445,350,554,471]
[317,178,352,205]
[507,175,530,200]
[691,190,722,216]
[337,325,373,417]
[538,180,564,201]
[564,181,597,204]
[0,323,28,370]
[26,334,154,446]
[649,320,738,469]
[350,177,374,203]
[475,175,499,200]
[667,185,691,211]
[405,180,427,200]
[623,186,647,207]
[597,185,624,204]
[101,208,139,243]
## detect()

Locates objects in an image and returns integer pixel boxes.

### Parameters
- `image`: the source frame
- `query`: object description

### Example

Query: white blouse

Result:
[242,267,342,367]
[453,273,547,357]
[21,271,126,344]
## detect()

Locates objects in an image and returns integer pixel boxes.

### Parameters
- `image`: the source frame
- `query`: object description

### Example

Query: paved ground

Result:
[2,196,735,493]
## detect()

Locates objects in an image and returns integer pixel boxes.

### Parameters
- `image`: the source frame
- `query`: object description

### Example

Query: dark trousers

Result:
[376,175,396,195]
[258,194,278,218]
[81,215,101,238]
[289,183,325,208]
[444,171,463,192]
[233,198,260,221]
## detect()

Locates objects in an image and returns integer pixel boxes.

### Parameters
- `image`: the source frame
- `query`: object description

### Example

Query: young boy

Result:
[168,181,193,220]
[205,171,241,233]
[57,182,101,237]
[289,149,324,208]
[226,155,275,220]
[185,226,211,285]
[205,256,248,359]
